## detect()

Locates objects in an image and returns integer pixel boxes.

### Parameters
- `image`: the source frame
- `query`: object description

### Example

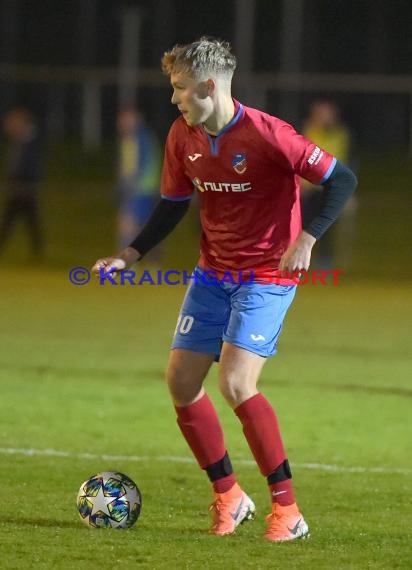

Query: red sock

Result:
[175,394,236,494]
[235,393,295,506]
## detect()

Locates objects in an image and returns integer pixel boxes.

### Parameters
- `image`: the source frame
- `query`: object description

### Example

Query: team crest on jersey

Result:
[193,177,205,192]
[232,154,247,174]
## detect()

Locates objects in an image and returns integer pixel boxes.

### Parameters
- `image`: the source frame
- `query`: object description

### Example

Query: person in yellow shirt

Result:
[301,98,357,271]
[116,106,161,249]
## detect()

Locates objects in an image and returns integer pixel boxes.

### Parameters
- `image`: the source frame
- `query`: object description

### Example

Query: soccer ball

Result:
[77,471,142,529]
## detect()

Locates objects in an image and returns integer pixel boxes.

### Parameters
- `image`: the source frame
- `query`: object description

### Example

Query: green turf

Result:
[0,269,411,569]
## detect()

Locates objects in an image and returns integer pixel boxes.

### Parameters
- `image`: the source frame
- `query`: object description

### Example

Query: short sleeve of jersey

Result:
[161,120,194,200]
[271,121,336,184]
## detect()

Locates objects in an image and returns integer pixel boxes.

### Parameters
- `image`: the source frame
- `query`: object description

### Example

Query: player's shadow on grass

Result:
[6,517,81,529]
[323,383,412,398]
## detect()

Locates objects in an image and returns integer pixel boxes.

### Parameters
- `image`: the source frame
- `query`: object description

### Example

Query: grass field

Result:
[1,268,411,569]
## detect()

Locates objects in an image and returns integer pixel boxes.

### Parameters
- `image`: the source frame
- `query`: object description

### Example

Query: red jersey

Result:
[161,100,335,283]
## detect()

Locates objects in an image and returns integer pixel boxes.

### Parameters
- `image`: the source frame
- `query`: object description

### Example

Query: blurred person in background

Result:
[301,98,357,271]
[0,106,43,257]
[116,106,161,254]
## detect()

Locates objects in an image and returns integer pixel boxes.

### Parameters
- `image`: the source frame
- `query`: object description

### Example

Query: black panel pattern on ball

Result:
[77,496,93,519]
[126,500,142,528]
[108,499,129,522]
[89,511,112,528]
[116,473,136,489]
[84,476,103,497]
[104,478,126,498]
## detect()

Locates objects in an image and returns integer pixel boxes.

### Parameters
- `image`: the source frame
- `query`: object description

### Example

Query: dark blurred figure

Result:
[0,106,43,257]
[301,99,357,271]
[116,106,161,250]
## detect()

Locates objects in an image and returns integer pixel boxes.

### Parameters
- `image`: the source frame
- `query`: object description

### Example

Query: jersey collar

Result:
[202,99,244,137]
[202,100,244,156]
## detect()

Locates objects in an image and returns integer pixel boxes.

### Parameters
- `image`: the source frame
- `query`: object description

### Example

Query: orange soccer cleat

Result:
[264,502,309,542]
[209,482,256,535]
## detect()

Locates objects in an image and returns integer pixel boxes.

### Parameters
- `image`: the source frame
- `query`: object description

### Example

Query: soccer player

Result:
[92,37,357,541]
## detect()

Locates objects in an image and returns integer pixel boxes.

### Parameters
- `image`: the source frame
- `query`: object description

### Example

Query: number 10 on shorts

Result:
[175,315,194,335]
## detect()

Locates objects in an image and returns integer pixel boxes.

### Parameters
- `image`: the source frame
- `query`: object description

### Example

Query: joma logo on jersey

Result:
[193,178,252,193]
[308,145,323,165]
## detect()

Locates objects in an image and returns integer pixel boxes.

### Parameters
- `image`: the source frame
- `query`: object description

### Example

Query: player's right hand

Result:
[91,257,127,278]
[91,247,141,278]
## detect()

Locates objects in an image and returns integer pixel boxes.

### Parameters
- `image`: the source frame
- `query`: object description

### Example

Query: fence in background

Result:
[1,65,412,154]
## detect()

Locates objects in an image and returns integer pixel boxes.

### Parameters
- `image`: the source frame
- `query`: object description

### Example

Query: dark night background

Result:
[6,0,412,71]
[0,0,411,274]
[1,0,412,149]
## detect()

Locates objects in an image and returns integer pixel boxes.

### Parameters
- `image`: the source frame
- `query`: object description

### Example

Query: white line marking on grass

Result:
[0,447,411,475]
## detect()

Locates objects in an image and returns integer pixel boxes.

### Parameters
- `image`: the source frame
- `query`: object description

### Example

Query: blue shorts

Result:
[171,268,297,359]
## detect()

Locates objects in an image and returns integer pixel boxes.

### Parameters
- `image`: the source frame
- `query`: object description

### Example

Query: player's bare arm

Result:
[279,230,316,272]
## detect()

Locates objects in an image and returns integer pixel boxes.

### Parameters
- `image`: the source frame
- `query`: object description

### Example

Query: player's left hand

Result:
[279,230,316,274]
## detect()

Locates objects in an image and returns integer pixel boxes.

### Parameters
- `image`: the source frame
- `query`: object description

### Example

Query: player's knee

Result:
[165,364,201,406]
[165,363,182,396]
[219,374,256,408]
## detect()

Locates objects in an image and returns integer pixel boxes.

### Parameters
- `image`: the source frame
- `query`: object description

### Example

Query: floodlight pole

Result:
[234,0,266,108]
[79,0,101,150]
[118,5,141,108]
[279,0,304,125]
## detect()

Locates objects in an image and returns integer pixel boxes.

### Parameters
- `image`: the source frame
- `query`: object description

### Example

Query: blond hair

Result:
[161,36,237,81]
